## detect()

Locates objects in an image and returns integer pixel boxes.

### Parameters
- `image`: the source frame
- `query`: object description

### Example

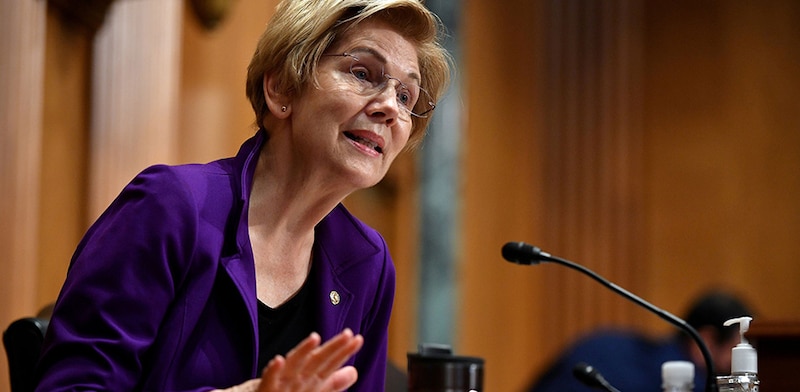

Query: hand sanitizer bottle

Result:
[662,361,694,392]
[716,316,759,392]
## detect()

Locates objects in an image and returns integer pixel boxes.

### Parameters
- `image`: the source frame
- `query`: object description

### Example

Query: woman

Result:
[34,0,451,391]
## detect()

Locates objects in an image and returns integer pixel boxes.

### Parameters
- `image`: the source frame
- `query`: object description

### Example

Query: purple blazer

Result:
[35,130,395,391]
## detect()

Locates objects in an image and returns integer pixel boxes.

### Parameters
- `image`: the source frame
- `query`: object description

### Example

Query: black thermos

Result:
[407,344,484,392]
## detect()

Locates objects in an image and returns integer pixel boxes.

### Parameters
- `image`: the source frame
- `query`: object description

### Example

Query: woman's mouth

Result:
[344,131,383,154]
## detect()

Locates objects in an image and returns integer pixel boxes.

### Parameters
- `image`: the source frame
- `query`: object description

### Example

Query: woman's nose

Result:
[366,84,403,123]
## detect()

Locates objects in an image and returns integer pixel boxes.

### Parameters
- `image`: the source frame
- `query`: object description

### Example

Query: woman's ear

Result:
[263,74,291,119]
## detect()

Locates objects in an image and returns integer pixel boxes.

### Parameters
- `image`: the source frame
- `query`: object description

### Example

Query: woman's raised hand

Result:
[258,328,364,391]
[215,328,364,392]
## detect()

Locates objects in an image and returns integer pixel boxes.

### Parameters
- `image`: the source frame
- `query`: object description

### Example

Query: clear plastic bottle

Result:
[716,316,759,392]
[662,361,694,392]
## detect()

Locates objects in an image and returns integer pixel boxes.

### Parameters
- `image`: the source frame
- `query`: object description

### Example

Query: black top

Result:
[257,280,315,373]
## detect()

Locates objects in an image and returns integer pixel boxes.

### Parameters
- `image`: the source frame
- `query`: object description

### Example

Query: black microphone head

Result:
[501,241,542,265]
[501,242,523,262]
[573,362,612,390]
[573,362,601,386]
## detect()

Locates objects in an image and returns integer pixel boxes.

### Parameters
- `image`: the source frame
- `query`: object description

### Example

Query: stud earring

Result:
[281,106,287,112]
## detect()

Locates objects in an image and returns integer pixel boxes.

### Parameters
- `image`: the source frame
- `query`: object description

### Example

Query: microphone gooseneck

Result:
[572,362,622,392]
[502,241,718,392]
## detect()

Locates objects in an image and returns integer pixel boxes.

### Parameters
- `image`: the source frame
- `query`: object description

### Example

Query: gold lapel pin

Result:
[329,290,341,305]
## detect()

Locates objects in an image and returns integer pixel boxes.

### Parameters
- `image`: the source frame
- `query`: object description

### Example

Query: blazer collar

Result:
[311,204,382,340]
[225,129,384,341]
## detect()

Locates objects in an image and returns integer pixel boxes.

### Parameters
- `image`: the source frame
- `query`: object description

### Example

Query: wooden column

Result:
[461,1,646,390]
[89,0,183,218]
[0,0,47,326]
[539,0,646,342]
[0,0,47,387]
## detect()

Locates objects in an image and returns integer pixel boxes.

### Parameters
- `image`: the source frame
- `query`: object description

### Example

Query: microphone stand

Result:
[503,242,718,392]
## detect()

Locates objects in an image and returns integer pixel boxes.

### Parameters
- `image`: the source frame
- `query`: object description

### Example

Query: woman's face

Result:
[287,19,419,190]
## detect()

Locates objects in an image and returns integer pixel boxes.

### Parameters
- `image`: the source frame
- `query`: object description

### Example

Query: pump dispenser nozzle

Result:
[723,316,757,374]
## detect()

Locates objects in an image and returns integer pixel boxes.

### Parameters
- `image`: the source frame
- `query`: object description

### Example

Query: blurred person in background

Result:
[527,289,754,392]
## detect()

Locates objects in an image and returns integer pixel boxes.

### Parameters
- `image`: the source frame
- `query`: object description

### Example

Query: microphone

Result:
[502,241,718,392]
[501,241,550,265]
[573,362,622,392]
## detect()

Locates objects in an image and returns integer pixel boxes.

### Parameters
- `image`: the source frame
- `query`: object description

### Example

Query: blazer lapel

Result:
[310,241,353,341]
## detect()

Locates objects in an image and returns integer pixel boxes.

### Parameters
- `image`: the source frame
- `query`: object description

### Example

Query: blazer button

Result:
[329,290,341,305]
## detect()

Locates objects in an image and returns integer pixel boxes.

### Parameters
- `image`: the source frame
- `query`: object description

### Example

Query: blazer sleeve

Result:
[34,165,212,392]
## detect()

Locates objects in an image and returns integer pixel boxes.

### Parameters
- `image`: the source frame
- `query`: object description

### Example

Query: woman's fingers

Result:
[260,355,287,390]
[282,332,322,373]
[258,329,363,391]
[282,329,362,377]
[327,366,359,391]
[313,331,364,380]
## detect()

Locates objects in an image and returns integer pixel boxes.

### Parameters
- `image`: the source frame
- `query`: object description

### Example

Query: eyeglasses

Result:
[323,52,436,118]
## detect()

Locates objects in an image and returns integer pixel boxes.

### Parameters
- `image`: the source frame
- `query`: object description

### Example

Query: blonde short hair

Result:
[245,0,451,149]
